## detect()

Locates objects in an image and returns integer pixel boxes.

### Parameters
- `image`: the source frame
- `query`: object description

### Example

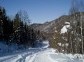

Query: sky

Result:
[0,0,71,23]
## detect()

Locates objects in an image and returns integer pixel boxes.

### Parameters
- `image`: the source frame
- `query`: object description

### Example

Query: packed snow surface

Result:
[0,41,84,62]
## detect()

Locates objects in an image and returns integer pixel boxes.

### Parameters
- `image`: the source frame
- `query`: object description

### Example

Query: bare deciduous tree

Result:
[69,0,84,54]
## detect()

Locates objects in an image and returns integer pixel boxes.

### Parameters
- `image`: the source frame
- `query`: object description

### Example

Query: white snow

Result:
[35,40,49,48]
[65,22,70,25]
[65,43,69,46]
[0,40,84,62]
[61,26,68,34]
[61,22,70,34]
[42,40,49,48]
[0,48,84,62]
[57,43,62,46]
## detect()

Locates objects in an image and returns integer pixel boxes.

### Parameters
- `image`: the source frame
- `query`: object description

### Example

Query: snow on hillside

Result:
[61,22,70,34]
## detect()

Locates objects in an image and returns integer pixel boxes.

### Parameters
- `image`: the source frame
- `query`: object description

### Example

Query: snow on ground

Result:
[25,48,84,62]
[34,40,49,48]
[0,48,84,62]
[0,41,84,62]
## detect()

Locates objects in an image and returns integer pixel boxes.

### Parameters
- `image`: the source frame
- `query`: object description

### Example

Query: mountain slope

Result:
[31,15,70,33]
[31,13,84,52]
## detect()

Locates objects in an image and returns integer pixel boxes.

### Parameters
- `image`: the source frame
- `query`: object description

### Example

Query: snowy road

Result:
[0,49,39,62]
[0,48,84,62]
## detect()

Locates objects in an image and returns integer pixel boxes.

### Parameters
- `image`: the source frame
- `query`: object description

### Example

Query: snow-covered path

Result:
[0,49,39,62]
[25,48,84,62]
[0,48,84,62]
[32,53,53,62]
[25,48,56,62]
[0,40,84,62]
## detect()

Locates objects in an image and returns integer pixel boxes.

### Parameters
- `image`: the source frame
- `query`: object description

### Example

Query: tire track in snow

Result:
[16,51,38,62]
[0,48,47,62]
[0,55,18,62]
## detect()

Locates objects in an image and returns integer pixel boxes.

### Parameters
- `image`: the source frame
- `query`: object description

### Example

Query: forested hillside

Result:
[0,6,45,48]
[32,1,84,54]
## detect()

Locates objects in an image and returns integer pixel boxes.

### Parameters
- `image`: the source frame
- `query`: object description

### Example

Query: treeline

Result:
[0,6,45,47]
[67,0,84,54]
[50,0,84,54]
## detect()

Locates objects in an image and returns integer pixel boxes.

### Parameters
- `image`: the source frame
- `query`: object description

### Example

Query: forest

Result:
[49,0,84,54]
[0,0,84,54]
[0,6,45,48]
